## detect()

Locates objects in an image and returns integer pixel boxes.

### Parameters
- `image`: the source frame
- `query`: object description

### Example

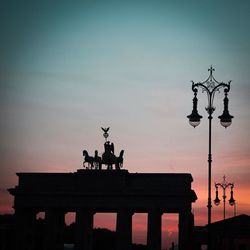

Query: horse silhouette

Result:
[115,150,124,170]
[83,150,94,169]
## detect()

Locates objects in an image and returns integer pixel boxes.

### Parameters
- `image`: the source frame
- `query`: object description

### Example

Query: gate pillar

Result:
[74,209,94,250]
[116,210,133,250]
[179,211,194,250]
[147,210,162,250]
[14,209,36,250]
[43,210,65,250]
[44,209,65,250]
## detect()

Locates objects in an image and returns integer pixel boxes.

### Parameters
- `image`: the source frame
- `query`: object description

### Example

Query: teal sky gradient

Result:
[1,0,250,247]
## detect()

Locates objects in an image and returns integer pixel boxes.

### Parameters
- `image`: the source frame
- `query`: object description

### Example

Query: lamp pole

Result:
[187,66,234,249]
[214,176,235,220]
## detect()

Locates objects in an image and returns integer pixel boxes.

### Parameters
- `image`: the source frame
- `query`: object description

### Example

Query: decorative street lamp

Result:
[214,176,235,220]
[187,66,234,227]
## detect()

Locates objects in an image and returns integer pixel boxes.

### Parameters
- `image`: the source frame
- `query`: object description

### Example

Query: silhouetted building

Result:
[8,170,197,250]
[194,226,208,250]
[194,214,250,250]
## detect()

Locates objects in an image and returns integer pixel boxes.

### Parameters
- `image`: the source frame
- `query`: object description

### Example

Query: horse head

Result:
[119,150,124,158]
[83,150,88,157]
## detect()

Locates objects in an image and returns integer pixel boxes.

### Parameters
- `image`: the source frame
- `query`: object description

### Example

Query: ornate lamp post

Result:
[214,176,235,220]
[187,66,234,226]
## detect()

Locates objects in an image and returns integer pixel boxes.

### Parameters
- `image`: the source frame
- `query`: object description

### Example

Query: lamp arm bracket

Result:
[215,183,224,189]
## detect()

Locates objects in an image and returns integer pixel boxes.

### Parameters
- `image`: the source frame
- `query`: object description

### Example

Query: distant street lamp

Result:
[187,66,233,229]
[214,176,235,220]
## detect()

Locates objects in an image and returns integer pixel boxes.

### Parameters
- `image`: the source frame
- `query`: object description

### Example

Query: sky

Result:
[0,0,250,248]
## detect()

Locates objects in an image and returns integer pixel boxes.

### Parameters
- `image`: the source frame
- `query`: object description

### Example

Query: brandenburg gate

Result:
[9,129,197,250]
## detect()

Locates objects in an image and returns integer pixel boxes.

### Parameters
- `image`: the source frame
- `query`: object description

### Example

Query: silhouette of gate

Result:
[9,170,197,250]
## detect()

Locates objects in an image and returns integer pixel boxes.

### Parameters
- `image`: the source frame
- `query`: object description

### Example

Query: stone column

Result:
[178,211,194,250]
[74,209,94,250]
[14,209,36,250]
[147,210,162,250]
[43,210,65,250]
[116,210,133,250]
